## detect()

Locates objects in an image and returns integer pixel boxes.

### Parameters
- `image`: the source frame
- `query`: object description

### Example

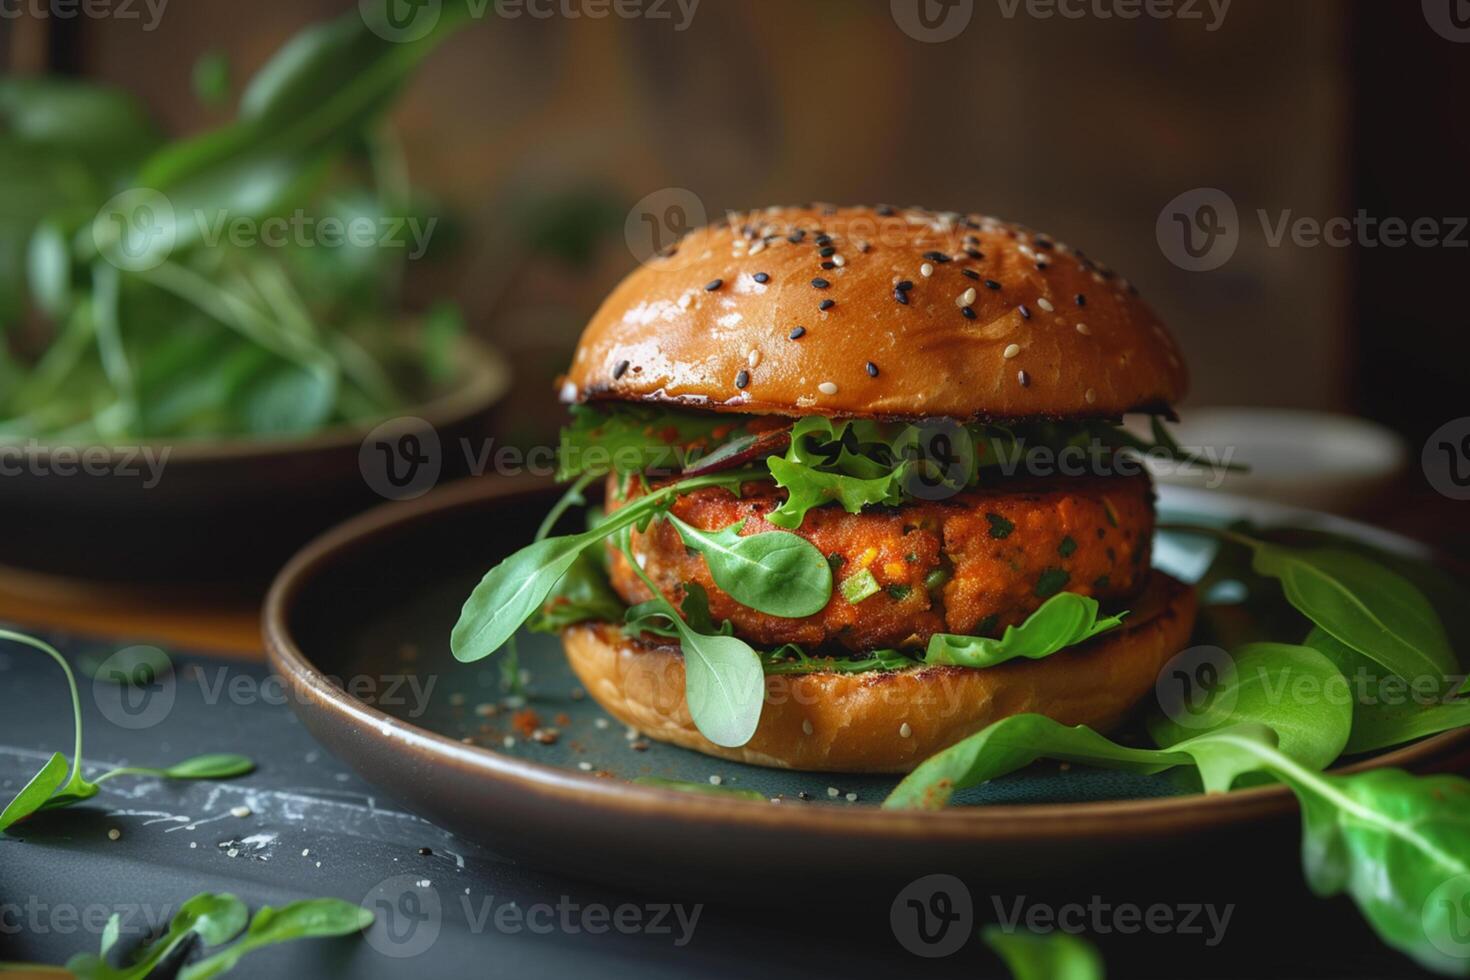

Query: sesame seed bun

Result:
[561,571,1197,774]
[565,205,1187,420]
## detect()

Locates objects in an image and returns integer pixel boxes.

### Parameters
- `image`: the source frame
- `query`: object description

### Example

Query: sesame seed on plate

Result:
[577,762,593,771]
[1037,297,1055,312]
[818,381,839,395]
[845,792,858,802]
[709,775,723,786]
[705,279,723,291]
[866,361,879,377]
[827,786,840,798]
[789,326,806,340]
[1003,344,1021,359]
[753,272,770,284]
[957,287,977,307]
[1076,322,1091,335]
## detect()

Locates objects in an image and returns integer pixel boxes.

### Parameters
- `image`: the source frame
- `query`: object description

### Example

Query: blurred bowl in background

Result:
[0,334,510,587]
[1132,407,1407,515]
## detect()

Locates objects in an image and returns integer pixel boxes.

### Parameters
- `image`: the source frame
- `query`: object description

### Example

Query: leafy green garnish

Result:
[984,927,1106,980]
[528,551,625,634]
[765,417,909,529]
[758,645,917,675]
[0,629,254,833]
[556,403,750,480]
[922,593,1126,669]
[631,776,766,802]
[666,514,832,618]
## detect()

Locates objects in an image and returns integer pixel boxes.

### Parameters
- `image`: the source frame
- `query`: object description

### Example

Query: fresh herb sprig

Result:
[1,891,371,980]
[0,629,254,833]
[922,593,1126,669]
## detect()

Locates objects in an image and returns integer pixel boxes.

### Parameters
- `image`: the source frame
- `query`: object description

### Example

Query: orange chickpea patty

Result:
[606,471,1155,653]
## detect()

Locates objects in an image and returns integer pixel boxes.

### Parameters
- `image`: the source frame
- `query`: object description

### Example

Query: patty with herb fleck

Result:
[607,471,1152,652]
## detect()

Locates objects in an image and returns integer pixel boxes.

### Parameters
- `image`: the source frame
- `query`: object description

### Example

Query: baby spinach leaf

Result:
[1171,724,1470,977]
[668,515,833,617]
[178,898,373,980]
[1148,642,1352,772]
[0,752,68,833]
[452,471,753,663]
[632,777,766,802]
[883,714,1190,810]
[922,593,1126,669]
[618,534,765,748]
[983,927,1106,980]
[1305,627,1470,755]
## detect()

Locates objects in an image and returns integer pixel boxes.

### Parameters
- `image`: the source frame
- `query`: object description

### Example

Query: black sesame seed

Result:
[821,260,836,270]
[961,269,980,281]
[1018,304,1032,320]
[1036,238,1055,250]
[866,361,879,377]
[819,246,836,258]
[961,306,977,320]
[965,248,984,260]
[705,279,723,291]
[789,326,806,340]
[896,280,914,291]
[1075,293,1086,306]
[983,279,1002,290]
[893,289,909,305]
[815,234,832,246]
[877,205,895,216]
[753,272,770,284]
[613,359,630,379]
[735,370,750,389]
[819,299,835,311]
[1035,262,1049,271]
[811,278,830,289]
[923,250,951,263]
[418,847,433,856]
[1018,369,1031,387]
[788,230,805,244]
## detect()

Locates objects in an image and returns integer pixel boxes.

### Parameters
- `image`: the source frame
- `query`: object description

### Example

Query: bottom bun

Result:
[562,572,1198,774]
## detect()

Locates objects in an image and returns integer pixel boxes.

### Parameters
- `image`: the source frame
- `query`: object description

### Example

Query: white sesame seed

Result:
[748,349,761,368]
[802,719,814,735]
[107,828,121,841]
[315,860,322,868]
[229,806,251,819]
[502,736,516,748]
[677,293,693,310]
[899,722,913,738]
[709,775,723,786]
[226,848,239,858]
[1076,322,1091,336]
[750,239,766,255]
[625,726,640,741]
[302,848,311,857]
[826,786,840,798]
[189,841,198,849]
[577,762,593,771]
[1037,297,1055,313]
[845,792,858,802]
[1085,388,1097,404]
[1003,343,1021,359]
[832,254,846,267]
[594,718,609,730]
[920,262,934,278]
[957,287,978,308]
[818,381,839,396]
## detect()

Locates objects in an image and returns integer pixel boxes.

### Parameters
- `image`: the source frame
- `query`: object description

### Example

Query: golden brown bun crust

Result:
[562,572,1197,774]
[566,205,1187,421]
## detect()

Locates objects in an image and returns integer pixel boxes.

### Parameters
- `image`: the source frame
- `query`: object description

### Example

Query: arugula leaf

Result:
[883,714,1190,810]
[983,928,1106,980]
[1165,526,1457,695]
[922,593,1126,669]
[1305,627,1470,755]
[1171,725,1470,977]
[0,753,69,833]
[1148,642,1352,772]
[178,899,372,980]
[450,470,753,663]
[529,551,626,633]
[617,532,765,748]
[70,893,251,980]
[556,403,750,480]
[667,515,833,618]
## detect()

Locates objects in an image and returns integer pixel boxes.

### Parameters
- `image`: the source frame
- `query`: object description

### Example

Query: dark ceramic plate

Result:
[1,336,508,585]
[264,478,1470,902]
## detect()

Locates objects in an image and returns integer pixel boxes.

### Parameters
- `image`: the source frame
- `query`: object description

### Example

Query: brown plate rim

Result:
[262,476,1470,842]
